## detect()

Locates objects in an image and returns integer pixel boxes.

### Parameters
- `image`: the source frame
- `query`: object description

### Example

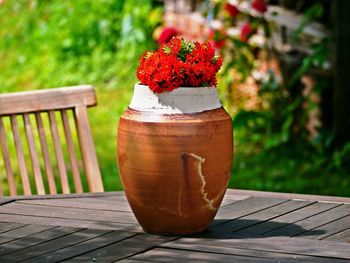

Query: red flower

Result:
[224,3,239,18]
[207,29,226,50]
[240,23,256,43]
[137,38,223,93]
[157,27,179,45]
[252,0,268,14]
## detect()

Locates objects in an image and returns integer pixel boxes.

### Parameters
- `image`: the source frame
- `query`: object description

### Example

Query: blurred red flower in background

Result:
[252,0,268,14]
[157,27,179,44]
[240,22,256,42]
[224,3,239,18]
[207,29,226,50]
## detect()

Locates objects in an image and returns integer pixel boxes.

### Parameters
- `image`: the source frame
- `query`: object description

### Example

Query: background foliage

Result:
[0,0,349,196]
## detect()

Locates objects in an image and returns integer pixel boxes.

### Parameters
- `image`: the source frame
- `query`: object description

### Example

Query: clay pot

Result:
[117,84,233,234]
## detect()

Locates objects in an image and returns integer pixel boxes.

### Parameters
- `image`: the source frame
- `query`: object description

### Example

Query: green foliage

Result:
[0,0,161,91]
[292,3,324,41]
[1,1,348,197]
[231,126,350,197]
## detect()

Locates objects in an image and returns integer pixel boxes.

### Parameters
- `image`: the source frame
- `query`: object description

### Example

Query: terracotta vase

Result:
[117,84,233,234]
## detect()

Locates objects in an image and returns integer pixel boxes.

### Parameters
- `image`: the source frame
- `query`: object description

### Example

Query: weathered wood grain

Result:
[120,260,155,263]
[49,110,70,194]
[0,226,82,256]
[159,241,347,263]
[74,105,103,192]
[61,109,83,193]
[228,201,339,238]
[126,247,286,263]
[301,215,350,240]
[325,228,350,242]
[0,118,16,196]
[35,112,57,194]
[17,198,132,212]
[10,115,31,195]
[231,189,350,204]
[0,224,55,245]
[0,222,25,234]
[63,234,178,263]
[1,228,112,262]
[211,196,288,228]
[163,236,350,260]
[0,202,137,224]
[265,204,350,237]
[0,213,139,231]
[205,200,314,238]
[0,85,96,115]
[23,113,45,195]
[17,231,137,263]
[220,192,251,206]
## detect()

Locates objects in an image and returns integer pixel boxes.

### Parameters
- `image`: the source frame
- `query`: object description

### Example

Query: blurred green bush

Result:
[0,0,349,196]
[0,0,161,91]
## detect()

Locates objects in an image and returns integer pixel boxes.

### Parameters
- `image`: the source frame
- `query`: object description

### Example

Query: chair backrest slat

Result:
[0,85,96,115]
[0,86,103,196]
[61,109,83,193]
[10,115,32,195]
[75,105,103,192]
[48,110,70,194]
[35,112,57,194]
[0,117,17,196]
[23,114,45,195]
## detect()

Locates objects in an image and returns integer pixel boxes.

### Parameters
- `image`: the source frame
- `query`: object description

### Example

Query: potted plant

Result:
[117,38,233,234]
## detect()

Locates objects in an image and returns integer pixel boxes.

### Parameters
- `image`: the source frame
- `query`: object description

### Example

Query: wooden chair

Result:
[0,85,104,196]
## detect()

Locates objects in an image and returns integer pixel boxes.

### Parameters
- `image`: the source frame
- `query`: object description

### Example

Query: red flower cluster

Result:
[224,3,239,18]
[137,38,223,93]
[252,0,268,14]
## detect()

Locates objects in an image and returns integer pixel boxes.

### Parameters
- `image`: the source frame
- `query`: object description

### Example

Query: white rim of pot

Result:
[129,84,222,114]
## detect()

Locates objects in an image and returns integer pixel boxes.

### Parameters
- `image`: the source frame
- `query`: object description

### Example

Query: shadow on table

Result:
[190,219,325,239]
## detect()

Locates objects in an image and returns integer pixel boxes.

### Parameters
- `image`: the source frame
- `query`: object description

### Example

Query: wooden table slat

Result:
[1,228,112,262]
[62,233,177,263]
[159,241,347,263]
[205,200,314,238]
[0,225,56,245]
[230,189,350,204]
[264,204,350,238]
[19,231,138,263]
[324,228,350,242]
[17,198,133,212]
[214,196,288,223]
[0,202,137,224]
[125,247,294,263]
[0,222,25,234]
[256,201,341,236]
[0,213,139,231]
[301,215,350,240]
[163,236,350,260]
[0,226,83,257]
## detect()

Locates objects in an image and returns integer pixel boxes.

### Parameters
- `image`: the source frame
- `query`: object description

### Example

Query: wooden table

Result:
[0,189,349,262]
